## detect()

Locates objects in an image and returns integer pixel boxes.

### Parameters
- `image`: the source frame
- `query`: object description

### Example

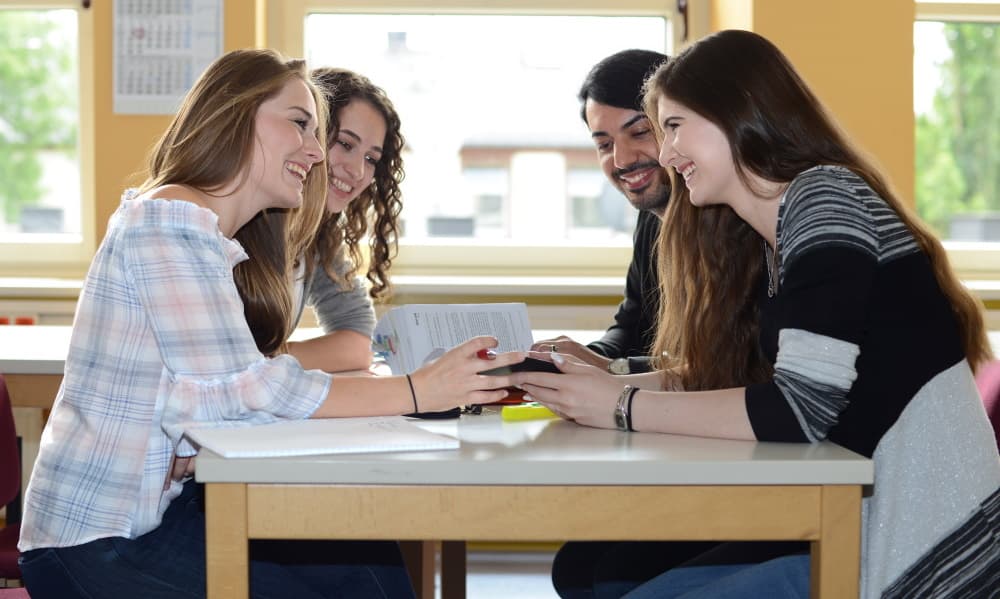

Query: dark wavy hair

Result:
[643,29,990,389]
[140,49,328,356]
[307,67,405,301]
[578,49,669,124]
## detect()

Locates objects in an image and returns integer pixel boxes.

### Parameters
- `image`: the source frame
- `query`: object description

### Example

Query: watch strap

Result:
[626,386,639,432]
[614,385,640,432]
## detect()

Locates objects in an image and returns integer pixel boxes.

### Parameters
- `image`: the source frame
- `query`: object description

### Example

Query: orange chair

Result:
[0,375,22,585]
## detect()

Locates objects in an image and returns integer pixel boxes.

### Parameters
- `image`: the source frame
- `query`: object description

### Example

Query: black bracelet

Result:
[405,374,418,413]
[625,386,640,432]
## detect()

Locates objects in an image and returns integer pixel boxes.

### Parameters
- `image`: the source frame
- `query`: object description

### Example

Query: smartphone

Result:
[478,356,562,376]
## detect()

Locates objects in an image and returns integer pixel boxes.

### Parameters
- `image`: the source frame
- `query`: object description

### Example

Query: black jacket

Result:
[587,209,660,369]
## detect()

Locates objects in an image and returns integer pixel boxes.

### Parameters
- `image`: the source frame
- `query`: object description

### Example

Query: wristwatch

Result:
[615,385,637,432]
[608,357,630,375]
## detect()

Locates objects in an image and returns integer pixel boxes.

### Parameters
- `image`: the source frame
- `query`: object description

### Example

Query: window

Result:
[915,2,1000,276]
[568,167,637,237]
[0,1,93,272]
[275,2,674,276]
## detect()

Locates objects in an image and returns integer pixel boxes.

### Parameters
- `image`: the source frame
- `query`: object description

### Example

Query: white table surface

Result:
[0,326,604,376]
[196,409,873,486]
[0,324,72,375]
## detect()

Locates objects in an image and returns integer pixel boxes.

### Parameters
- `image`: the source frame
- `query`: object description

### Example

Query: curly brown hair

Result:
[307,67,405,301]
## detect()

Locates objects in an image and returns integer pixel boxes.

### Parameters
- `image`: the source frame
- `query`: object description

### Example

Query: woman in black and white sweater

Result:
[513,29,1000,599]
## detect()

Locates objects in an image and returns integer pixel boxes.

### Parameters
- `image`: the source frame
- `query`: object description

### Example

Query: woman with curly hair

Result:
[286,68,405,372]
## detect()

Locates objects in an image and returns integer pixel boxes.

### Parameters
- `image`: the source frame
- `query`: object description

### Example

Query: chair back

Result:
[974,361,1000,451]
[0,375,19,507]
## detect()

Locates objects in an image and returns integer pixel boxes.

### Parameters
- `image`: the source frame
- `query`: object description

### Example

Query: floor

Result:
[445,549,559,599]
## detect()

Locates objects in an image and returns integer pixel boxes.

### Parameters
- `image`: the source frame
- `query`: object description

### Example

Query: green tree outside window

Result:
[916,22,1000,238]
[0,9,78,230]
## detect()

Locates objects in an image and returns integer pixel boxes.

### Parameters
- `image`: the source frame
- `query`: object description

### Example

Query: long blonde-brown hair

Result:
[140,49,327,355]
[643,30,990,390]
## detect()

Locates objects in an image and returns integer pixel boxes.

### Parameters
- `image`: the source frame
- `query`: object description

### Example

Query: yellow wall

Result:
[90,0,263,240]
[708,0,915,205]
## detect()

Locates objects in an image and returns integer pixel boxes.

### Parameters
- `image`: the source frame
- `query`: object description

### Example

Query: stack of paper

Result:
[186,417,459,458]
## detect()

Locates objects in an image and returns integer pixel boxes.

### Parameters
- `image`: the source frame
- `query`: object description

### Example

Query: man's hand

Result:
[531,335,612,370]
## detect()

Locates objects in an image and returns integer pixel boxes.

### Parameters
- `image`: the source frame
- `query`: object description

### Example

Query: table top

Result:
[0,326,873,486]
[0,326,602,376]
[195,409,873,487]
[0,325,72,374]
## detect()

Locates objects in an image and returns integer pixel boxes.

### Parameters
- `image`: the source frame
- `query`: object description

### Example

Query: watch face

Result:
[610,358,630,375]
[614,408,628,431]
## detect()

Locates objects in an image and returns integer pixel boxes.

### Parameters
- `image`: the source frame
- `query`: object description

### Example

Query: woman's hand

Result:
[509,352,624,429]
[164,455,196,490]
[409,336,524,412]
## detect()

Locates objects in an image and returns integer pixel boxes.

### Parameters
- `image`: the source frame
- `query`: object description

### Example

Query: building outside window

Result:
[305,13,668,245]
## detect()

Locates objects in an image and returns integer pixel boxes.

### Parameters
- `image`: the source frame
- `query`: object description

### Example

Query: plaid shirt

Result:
[19,193,331,550]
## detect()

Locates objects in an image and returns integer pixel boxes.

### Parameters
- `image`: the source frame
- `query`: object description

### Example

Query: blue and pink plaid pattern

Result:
[20,193,330,550]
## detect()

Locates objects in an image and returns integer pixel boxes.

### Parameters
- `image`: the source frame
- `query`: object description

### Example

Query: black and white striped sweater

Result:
[745,165,1000,598]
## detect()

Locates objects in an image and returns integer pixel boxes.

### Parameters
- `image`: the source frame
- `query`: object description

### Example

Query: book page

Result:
[374,303,533,373]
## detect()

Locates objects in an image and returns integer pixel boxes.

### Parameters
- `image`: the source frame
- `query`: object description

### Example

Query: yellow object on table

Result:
[500,403,559,421]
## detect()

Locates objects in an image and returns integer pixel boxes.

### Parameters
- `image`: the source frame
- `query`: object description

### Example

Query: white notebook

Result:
[185,416,459,458]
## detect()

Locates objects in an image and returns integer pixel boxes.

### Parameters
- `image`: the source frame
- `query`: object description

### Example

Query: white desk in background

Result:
[0,325,71,498]
[196,411,873,599]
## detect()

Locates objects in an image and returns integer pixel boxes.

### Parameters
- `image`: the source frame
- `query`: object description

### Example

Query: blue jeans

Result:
[551,541,720,598]
[19,480,415,599]
[622,554,810,599]
[553,540,807,599]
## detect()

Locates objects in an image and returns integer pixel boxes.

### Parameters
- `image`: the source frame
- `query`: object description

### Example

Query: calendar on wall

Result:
[113,0,223,115]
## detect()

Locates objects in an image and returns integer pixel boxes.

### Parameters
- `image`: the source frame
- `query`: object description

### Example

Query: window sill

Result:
[7,275,1000,304]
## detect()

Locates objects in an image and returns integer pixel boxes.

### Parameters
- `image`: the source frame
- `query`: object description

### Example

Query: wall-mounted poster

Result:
[113,0,222,115]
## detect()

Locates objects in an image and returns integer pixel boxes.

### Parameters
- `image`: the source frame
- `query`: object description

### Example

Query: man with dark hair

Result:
[541,49,718,599]
[543,51,805,599]
[533,49,669,375]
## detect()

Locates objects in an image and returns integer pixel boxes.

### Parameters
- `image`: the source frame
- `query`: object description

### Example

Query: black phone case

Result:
[479,356,562,376]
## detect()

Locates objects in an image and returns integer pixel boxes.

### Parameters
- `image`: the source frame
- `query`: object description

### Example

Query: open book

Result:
[372,302,533,374]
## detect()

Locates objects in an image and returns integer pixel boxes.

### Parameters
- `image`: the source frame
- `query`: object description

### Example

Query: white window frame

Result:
[270,0,682,277]
[916,1,1000,281]
[0,0,95,276]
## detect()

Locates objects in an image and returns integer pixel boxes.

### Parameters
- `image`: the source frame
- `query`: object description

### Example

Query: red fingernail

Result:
[477,349,497,360]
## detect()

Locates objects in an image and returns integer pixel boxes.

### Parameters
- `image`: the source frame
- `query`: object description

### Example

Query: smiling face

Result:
[248,77,324,211]
[584,99,670,214]
[656,95,742,209]
[325,99,388,214]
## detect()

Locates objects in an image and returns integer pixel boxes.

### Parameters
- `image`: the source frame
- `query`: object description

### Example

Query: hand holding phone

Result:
[478,356,562,376]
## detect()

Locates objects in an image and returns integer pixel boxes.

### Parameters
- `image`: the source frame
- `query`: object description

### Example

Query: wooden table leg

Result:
[811,485,862,599]
[440,540,466,599]
[400,540,437,599]
[205,483,249,598]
